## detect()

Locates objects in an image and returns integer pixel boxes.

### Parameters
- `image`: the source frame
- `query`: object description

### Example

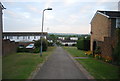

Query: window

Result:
[17,36,19,39]
[8,36,13,39]
[116,18,120,28]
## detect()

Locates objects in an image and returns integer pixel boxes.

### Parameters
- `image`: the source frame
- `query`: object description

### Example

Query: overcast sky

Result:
[2,0,120,34]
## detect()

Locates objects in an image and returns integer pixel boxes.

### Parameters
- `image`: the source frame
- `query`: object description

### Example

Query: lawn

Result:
[63,46,119,79]
[63,46,87,57]
[2,47,55,79]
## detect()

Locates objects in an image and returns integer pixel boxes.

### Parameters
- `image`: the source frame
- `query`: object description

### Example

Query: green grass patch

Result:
[64,47,119,79]
[2,47,55,79]
[77,58,119,79]
[63,46,87,57]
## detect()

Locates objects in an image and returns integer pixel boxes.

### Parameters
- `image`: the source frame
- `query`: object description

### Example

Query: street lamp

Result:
[40,8,52,57]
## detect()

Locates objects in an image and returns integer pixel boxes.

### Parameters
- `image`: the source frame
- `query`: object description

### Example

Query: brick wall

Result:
[3,39,18,56]
[97,35,117,58]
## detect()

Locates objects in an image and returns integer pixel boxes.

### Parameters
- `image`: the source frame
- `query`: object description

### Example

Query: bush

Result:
[17,47,34,53]
[33,48,40,53]
[112,41,120,65]
[94,46,101,54]
[17,47,25,52]
[77,38,90,51]
[34,38,48,51]
[48,42,54,46]
[65,44,68,46]
[77,39,84,50]
[112,28,120,65]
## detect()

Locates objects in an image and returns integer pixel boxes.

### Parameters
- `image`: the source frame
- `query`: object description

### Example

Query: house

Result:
[90,10,120,59]
[58,37,65,40]
[70,37,78,40]
[60,40,77,46]
[3,32,48,47]
[3,32,48,42]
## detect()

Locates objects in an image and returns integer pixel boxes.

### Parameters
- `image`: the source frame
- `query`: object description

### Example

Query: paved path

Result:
[34,47,88,79]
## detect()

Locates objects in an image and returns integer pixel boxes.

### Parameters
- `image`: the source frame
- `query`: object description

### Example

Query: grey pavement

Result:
[34,47,88,79]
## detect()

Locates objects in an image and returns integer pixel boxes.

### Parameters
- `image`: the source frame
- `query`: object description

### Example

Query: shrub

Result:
[34,38,48,51]
[112,28,120,65]
[17,47,25,52]
[77,39,84,50]
[77,38,90,51]
[112,41,120,65]
[94,46,101,54]
[48,42,54,46]
[65,44,68,46]
[33,48,40,53]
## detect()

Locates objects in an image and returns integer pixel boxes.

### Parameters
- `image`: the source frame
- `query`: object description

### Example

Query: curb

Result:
[64,49,95,79]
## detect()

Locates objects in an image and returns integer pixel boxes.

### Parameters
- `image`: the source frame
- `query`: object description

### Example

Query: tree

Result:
[34,38,48,51]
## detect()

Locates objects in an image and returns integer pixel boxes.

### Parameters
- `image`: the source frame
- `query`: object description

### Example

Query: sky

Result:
[1,0,120,34]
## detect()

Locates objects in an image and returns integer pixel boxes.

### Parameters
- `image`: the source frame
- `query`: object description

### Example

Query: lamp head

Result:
[46,8,52,10]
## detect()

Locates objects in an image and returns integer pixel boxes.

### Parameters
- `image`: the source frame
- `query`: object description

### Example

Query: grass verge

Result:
[63,46,87,57]
[2,47,55,79]
[63,46,119,79]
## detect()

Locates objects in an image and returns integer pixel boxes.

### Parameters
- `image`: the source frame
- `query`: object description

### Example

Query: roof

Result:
[3,32,48,36]
[98,10,120,18]
[0,2,6,9]
[91,10,120,24]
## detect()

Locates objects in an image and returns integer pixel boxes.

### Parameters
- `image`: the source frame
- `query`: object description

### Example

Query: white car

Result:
[26,44,35,49]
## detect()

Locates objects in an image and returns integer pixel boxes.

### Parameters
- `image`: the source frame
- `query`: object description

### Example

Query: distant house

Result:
[90,10,120,58]
[70,37,78,40]
[3,32,48,42]
[60,40,77,46]
[57,36,78,46]
[58,37,65,40]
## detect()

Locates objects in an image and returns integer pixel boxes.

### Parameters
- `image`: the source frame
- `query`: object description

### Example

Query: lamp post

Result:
[40,8,52,57]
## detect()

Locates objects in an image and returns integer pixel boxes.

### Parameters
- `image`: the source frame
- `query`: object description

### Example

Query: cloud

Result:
[27,5,41,13]
[1,0,120,2]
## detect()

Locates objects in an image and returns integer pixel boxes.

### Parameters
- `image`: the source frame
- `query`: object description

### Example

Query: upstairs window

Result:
[116,18,120,28]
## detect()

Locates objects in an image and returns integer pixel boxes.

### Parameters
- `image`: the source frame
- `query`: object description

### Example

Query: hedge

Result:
[77,38,90,51]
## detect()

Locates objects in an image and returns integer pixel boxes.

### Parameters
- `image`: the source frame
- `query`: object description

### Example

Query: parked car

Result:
[26,44,35,49]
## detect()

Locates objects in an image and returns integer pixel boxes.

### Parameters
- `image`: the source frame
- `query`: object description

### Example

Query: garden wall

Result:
[3,39,18,56]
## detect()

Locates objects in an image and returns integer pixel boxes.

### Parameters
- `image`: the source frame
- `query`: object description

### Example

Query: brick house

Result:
[90,10,120,59]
